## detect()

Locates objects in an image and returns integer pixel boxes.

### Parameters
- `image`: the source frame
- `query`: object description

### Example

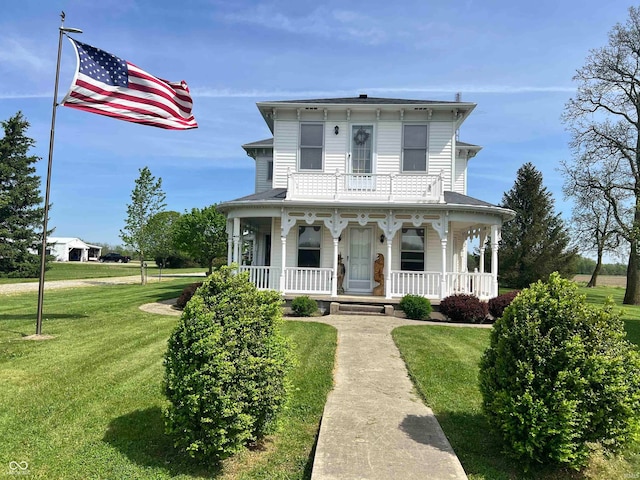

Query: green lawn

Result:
[0,281,336,479]
[0,261,207,284]
[393,285,640,480]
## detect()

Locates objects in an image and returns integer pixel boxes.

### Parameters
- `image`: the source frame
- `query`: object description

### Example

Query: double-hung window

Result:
[297,225,321,267]
[300,123,324,170]
[402,124,428,172]
[401,228,425,271]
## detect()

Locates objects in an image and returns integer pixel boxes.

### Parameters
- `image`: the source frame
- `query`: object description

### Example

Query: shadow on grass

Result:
[435,411,584,480]
[103,406,221,478]
[0,313,89,321]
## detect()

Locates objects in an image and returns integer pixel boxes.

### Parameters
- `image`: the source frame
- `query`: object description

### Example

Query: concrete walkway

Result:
[308,314,469,480]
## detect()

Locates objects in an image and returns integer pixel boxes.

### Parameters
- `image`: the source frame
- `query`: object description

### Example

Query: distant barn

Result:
[47,237,102,262]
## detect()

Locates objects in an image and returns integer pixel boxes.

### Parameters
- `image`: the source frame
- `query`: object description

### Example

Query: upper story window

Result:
[402,124,428,172]
[267,160,273,180]
[300,123,324,170]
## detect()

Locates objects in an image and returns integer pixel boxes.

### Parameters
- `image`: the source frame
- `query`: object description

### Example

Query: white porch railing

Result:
[241,266,494,299]
[390,271,442,299]
[286,171,444,203]
[284,267,332,294]
[239,265,281,290]
[447,272,494,299]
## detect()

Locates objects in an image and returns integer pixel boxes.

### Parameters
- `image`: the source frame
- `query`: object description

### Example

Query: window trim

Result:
[297,225,322,268]
[400,227,425,271]
[299,123,324,171]
[401,123,429,173]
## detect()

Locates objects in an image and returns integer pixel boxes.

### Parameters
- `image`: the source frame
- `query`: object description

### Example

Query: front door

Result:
[348,227,372,292]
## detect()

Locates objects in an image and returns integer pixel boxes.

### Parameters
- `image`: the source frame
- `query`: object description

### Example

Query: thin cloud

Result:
[221,5,388,45]
[192,85,575,99]
[0,92,50,99]
[0,37,51,72]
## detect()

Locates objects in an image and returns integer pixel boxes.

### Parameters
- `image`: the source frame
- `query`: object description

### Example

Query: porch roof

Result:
[218,188,515,220]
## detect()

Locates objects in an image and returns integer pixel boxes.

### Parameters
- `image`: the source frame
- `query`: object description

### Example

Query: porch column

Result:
[226,219,233,265]
[479,231,486,274]
[279,235,287,293]
[491,225,500,297]
[440,238,448,298]
[232,217,241,264]
[385,238,393,299]
[331,237,339,297]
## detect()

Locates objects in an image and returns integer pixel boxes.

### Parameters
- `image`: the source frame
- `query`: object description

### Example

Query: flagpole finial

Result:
[61,11,65,24]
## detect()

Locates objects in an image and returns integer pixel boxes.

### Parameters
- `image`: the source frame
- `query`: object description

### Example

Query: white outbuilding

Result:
[47,237,102,262]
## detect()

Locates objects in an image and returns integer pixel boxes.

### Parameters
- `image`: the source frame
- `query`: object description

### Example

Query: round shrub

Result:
[291,295,317,317]
[175,282,203,309]
[163,267,294,462]
[479,272,640,469]
[439,294,488,323]
[487,290,520,319]
[399,294,432,320]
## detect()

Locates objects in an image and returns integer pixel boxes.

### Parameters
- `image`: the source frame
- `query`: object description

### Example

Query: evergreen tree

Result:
[120,167,166,284]
[0,112,46,278]
[499,163,576,288]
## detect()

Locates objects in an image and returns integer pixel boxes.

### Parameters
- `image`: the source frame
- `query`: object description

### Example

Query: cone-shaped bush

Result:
[163,266,293,462]
[479,272,640,469]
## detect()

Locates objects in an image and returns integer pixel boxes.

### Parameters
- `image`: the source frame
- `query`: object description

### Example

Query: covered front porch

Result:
[226,205,504,301]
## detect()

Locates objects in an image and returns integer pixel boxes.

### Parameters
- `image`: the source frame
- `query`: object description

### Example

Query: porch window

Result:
[402,124,428,172]
[401,227,425,271]
[267,160,273,180]
[300,123,324,170]
[297,225,321,267]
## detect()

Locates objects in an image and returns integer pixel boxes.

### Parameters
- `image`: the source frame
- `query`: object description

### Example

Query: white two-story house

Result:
[218,95,515,300]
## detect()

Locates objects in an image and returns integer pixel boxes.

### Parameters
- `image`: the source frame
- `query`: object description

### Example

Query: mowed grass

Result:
[393,283,640,480]
[0,261,206,284]
[0,281,336,479]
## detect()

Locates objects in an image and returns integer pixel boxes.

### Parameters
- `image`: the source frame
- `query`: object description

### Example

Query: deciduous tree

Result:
[562,6,640,304]
[120,167,166,284]
[172,205,227,275]
[0,112,47,278]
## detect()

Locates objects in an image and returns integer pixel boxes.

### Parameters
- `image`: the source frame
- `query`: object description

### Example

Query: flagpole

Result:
[35,12,82,336]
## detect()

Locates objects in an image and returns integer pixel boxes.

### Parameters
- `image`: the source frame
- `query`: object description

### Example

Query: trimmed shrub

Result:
[479,272,640,469]
[291,295,317,317]
[163,267,294,462]
[487,290,520,319]
[399,294,432,320]
[175,282,203,309]
[439,294,488,323]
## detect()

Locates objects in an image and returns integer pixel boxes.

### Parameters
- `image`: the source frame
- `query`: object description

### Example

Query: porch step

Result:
[330,302,392,316]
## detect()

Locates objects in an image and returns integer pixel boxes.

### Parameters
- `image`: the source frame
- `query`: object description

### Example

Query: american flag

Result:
[62,39,198,130]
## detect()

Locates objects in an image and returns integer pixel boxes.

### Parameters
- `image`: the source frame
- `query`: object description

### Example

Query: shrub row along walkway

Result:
[302,314,472,480]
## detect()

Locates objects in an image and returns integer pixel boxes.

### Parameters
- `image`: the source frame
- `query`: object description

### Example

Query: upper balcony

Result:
[285,169,445,203]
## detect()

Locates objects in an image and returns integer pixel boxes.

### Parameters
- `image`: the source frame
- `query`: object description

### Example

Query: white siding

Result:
[425,226,441,271]
[273,121,298,188]
[325,122,347,173]
[254,153,273,193]
[454,156,467,194]
[376,123,401,175]
[428,122,453,189]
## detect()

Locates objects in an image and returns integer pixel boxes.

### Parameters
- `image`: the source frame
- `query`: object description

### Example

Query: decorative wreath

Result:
[354,127,370,146]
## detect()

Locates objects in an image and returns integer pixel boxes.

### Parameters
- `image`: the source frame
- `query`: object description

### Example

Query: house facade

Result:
[218,95,514,300]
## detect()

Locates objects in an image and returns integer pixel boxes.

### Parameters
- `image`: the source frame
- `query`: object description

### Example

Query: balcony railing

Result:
[286,170,445,203]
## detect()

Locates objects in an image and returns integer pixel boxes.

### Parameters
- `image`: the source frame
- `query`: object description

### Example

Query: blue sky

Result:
[0,0,632,247]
